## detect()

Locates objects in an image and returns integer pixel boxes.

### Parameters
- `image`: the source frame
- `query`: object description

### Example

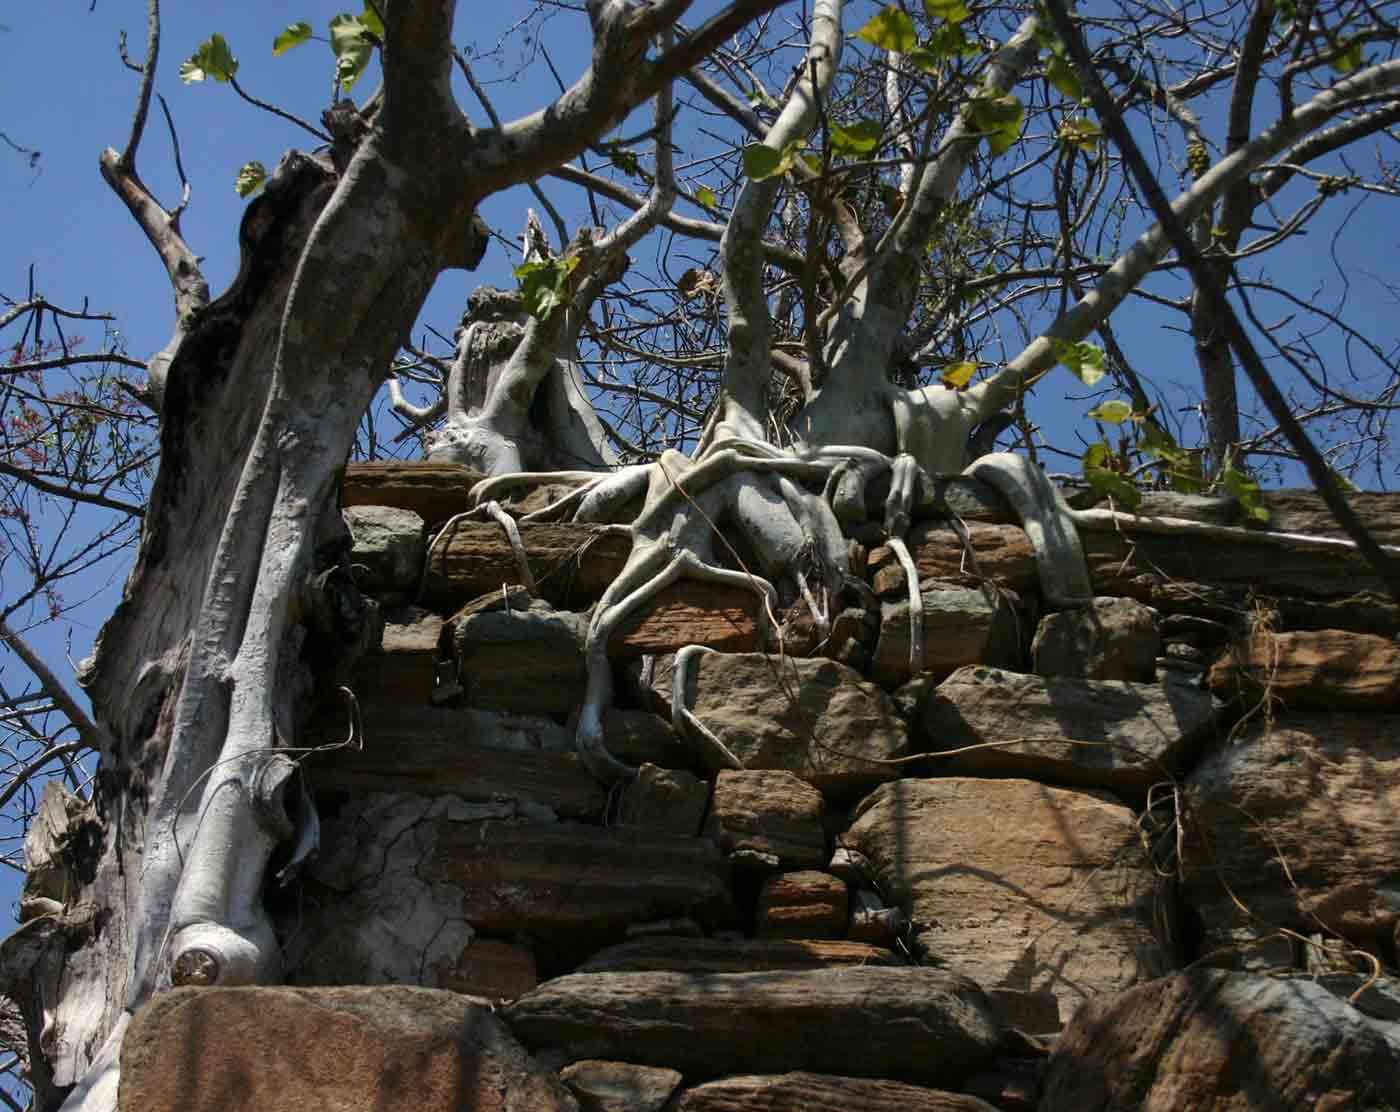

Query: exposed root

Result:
[483,499,537,593]
[888,535,924,677]
[672,645,746,770]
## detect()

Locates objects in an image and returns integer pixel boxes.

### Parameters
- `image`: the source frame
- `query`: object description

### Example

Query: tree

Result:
[2,1,1399,1109]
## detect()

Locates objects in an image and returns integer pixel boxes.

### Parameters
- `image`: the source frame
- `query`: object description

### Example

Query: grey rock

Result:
[871,580,1022,689]
[559,1060,682,1112]
[1031,596,1159,682]
[344,504,426,594]
[616,764,709,837]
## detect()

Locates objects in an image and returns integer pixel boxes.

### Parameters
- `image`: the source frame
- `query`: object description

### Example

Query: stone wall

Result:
[121,462,1400,1111]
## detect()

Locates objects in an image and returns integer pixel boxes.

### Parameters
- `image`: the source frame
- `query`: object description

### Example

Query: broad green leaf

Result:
[695,184,718,210]
[1051,338,1105,385]
[1332,39,1363,74]
[923,0,970,23]
[1081,442,1141,510]
[602,142,640,176]
[743,143,785,181]
[966,93,1024,156]
[1046,56,1082,100]
[1139,421,1185,464]
[1167,450,1205,494]
[358,3,385,41]
[273,22,313,55]
[514,255,580,321]
[907,23,979,68]
[856,7,919,53]
[940,361,978,389]
[329,13,374,89]
[1086,399,1133,424]
[180,33,239,84]
[829,118,883,157]
[1275,0,1297,23]
[234,160,267,198]
[1220,463,1270,523]
[1058,116,1102,152]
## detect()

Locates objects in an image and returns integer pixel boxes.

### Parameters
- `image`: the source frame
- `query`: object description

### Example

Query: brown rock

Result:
[351,606,446,705]
[756,871,848,939]
[1031,596,1159,682]
[576,936,902,975]
[616,764,709,837]
[454,605,588,714]
[443,939,538,1002]
[918,666,1218,801]
[1039,970,1400,1111]
[424,820,734,943]
[1180,713,1400,954]
[705,770,826,868]
[559,1060,682,1112]
[870,581,1022,688]
[672,1072,998,1111]
[1208,628,1400,709]
[423,520,631,609]
[609,580,760,655]
[844,778,1164,1020]
[343,460,483,526]
[306,706,606,819]
[504,967,1001,1086]
[121,986,576,1112]
[600,708,692,770]
[869,522,1038,597]
[681,653,908,799]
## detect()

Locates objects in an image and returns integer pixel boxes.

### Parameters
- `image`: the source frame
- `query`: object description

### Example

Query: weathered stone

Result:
[599,708,693,770]
[1180,714,1400,954]
[423,821,734,950]
[378,605,445,652]
[1039,970,1400,1111]
[963,1060,1042,1112]
[1081,528,1400,634]
[705,770,826,868]
[343,460,483,525]
[869,522,1038,597]
[504,967,1001,1086]
[443,939,538,1002]
[918,666,1218,801]
[983,989,1060,1036]
[618,654,676,719]
[671,1072,998,1111]
[846,888,908,949]
[1208,628,1400,710]
[1031,596,1159,682]
[349,605,445,705]
[423,520,631,609]
[559,1061,682,1112]
[681,654,908,798]
[306,706,606,819]
[454,604,588,714]
[756,871,848,939]
[344,504,426,594]
[844,778,1164,1019]
[826,846,874,886]
[870,580,1022,688]
[610,580,760,655]
[121,985,576,1112]
[624,917,703,941]
[616,764,709,837]
[576,936,902,975]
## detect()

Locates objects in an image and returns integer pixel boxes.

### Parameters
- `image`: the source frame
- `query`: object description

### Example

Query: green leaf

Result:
[1051,338,1105,385]
[329,13,374,89]
[1167,450,1205,494]
[273,22,313,55]
[1220,463,1269,523]
[1139,421,1184,464]
[940,361,978,389]
[965,93,1024,156]
[180,33,239,84]
[1332,39,1363,74]
[742,141,804,182]
[358,3,385,41]
[1081,442,1141,510]
[1086,399,1133,424]
[829,118,883,157]
[695,184,718,210]
[514,255,580,321]
[1058,116,1102,152]
[856,6,919,53]
[1045,55,1083,101]
[923,0,970,23]
[234,160,267,198]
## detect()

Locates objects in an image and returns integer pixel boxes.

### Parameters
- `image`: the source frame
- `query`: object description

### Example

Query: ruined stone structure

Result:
[112,462,1400,1109]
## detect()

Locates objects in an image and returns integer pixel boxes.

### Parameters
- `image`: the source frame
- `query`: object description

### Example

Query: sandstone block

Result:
[919,665,1218,801]
[755,871,848,939]
[671,1072,998,1111]
[705,770,826,868]
[609,580,760,655]
[443,939,538,1002]
[504,967,1000,1087]
[616,764,709,837]
[844,778,1164,1019]
[344,504,426,594]
[869,522,1038,597]
[870,581,1021,688]
[1031,596,1159,682]
[1208,628,1400,709]
[681,653,908,799]
[454,604,588,714]
[576,936,901,975]
[121,986,576,1112]
[559,1061,682,1112]
[1039,970,1400,1111]
[343,460,482,525]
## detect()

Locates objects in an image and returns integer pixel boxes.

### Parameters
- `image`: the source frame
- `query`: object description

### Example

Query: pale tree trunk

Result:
[6,3,785,1108]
